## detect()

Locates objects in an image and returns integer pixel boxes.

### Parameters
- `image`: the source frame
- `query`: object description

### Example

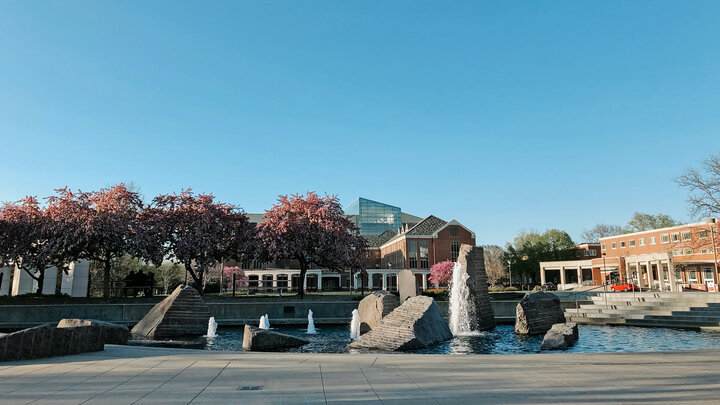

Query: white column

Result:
[646,261,654,290]
[382,273,387,290]
[577,267,583,284]
[540,266,547,284]
[303,274,308,291]
[560,266,566,287]
[422,274,427,290]
[317,272,323,290]
[368,272,374,289]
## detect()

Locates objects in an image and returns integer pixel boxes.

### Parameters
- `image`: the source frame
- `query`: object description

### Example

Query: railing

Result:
[564,282,612,313]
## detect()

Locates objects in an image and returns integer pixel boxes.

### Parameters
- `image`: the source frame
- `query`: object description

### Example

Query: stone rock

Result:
[357,291,399,334]
[0,323,105,362]
[348,296,452,351]
[242,325,309,351]
[457,244,495,331]
[541,322,579,350]
[58,319,130,345]
[397,269,419,302]
[131,285,210,339]
[515,292,566,335]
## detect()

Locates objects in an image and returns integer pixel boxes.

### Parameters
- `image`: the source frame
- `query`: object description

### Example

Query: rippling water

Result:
[188,324,720,354]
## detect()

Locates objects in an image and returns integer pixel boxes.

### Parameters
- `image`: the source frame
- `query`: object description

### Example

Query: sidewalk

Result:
[1,345,719,404]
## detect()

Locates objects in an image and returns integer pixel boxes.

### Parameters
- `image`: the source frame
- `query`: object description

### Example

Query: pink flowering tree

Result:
[223,266,249,289]
[147,189,258,292]
[429,260,454,286]
[259,192,367,299]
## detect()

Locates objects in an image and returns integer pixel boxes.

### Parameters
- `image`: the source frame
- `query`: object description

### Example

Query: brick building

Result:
[541,219,720,291]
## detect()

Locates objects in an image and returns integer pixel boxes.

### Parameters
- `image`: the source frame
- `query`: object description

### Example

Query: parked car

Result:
[610,282,639,292]
[541,282,557,291]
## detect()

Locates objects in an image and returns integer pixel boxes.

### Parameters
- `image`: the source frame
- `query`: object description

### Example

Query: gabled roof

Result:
[382,215,447,246]
[365,230,397,248]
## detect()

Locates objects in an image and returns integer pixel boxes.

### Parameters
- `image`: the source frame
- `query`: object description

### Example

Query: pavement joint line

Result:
[359,366,383,405]
[0,359,79,380]
[1,359,99,388]
[187,360,231,404]
[73,357,168,405]
[2,360,101,395]
[318,364,328,405]
[370,356,378,368]
[24,357,139,405]
[398,367,440,404]
[129,359,199,405]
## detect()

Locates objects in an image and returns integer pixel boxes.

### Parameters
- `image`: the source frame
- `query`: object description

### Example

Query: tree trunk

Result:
[298,258,308,300]
[35,270,44,296]
[54,265,65,295]
[185,262,203,293]
[103,257,112,300]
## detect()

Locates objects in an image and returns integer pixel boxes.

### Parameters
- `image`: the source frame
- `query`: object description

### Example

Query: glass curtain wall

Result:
[344,198,402,236]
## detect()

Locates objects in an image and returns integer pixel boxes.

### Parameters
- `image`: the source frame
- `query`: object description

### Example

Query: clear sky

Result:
[1,1,719,246]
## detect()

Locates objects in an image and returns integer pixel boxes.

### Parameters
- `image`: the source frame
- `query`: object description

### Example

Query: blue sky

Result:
[1,1,719,246]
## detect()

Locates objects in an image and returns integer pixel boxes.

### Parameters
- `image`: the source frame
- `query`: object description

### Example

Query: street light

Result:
[707,218,719,292]
[507,259,512,287]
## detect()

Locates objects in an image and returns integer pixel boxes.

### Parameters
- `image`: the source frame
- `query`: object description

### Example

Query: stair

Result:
[565,291,720,330]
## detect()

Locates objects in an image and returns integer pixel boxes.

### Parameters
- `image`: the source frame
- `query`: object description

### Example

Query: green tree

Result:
[624,212,679,233]
[504,229,575,284]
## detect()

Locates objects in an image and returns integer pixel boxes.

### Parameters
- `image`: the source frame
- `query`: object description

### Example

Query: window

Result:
[420,241,429,268]
[673,249,682,256]
[576,251,581,258]
[699,230,708,239]
[620,241,626,248]
[671,233,680,242]
[704,267,714,281]
[629,240,635,247]
[451,241,460,261]
[701,248,710,254]
[650,236,656,245]
[688,269,698,282]
[611,242,617,249]
[684,248,693,255]
[253,259,263,269]
[661,234,669,244]
[449,225,459,237]
[639,238,645,246]
[682,231,692,241]
[584,249,596,257]
[601,244,606,250]
[408,241,418,269]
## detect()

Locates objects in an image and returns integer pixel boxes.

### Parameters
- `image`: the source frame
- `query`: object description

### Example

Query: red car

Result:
[610,282,639,292]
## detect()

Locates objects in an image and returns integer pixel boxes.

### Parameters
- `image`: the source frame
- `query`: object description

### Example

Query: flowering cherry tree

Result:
[147,189,257,292]
[0,193,83,295]
[223,266,249,290]
[259,192,367,299]
[429,260,454,285]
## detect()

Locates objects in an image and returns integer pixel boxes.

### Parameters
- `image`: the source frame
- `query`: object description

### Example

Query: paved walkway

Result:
[1,346,719,404]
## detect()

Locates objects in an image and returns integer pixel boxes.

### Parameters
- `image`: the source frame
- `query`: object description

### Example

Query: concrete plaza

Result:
[1,345,719,404]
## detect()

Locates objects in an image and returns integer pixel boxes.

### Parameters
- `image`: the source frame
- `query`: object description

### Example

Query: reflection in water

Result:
[173,324,720,355]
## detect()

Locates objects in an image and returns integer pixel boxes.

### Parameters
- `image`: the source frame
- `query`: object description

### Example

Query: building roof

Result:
[382,215,447,246]
[365,230,397,248]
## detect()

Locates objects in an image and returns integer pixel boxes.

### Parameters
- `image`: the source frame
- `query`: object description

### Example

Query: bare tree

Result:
[580,224,624,243]
[483,245,506,285]
[677,153,720,218]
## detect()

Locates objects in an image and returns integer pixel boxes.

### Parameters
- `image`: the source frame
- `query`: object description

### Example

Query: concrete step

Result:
[624,319,720,329]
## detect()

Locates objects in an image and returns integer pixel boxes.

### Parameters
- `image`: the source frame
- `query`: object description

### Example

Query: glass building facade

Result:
[344,197,402,236]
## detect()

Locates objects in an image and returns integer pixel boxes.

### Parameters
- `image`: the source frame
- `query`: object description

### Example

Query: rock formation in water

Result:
[0,323,105,362]
[58,319,129,345]
[348,295,452,351]
[357,290,399,335]
[242,325,309,351]
[541,322,579,350]
[457,244,495,331]
[515,291,566,335]
[131,285,210,339]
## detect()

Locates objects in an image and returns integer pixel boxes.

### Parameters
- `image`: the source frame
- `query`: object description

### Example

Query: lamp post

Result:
[508,259,512,288]
[708,218,719,292]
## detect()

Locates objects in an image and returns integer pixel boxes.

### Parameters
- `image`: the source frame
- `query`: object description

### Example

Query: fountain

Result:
[349,309,361,340]
[206,316,218,337]
[259,314,270,330]
[449,262,479,336]
[307,309,317,334]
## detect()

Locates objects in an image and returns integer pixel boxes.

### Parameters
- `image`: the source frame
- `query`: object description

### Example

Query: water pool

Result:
[170,324,720,354]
